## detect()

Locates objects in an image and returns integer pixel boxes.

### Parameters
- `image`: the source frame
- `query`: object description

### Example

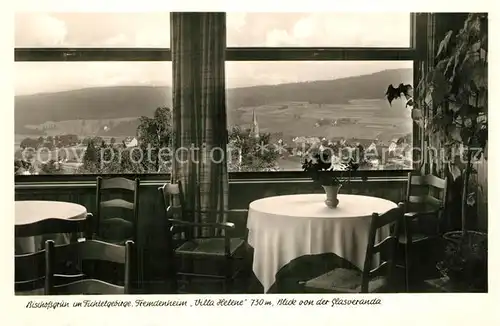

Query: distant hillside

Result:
[15,68,412,136]
[226,68,412,110]
[15,86,171,130]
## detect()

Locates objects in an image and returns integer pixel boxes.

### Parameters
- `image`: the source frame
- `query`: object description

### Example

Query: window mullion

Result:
[15,48,172,62]
[226,47,416,61]
[15,47,415,62]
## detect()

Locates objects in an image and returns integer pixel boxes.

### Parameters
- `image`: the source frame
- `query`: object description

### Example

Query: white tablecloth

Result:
[247,194,397,292]
[15,201,88,254]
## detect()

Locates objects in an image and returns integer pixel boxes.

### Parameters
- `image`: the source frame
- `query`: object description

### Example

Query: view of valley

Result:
[14,68,413,175]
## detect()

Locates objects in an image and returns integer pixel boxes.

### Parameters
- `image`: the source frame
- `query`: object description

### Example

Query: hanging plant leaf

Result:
[464,118,473,128]
[430,71,449,105]
[424,89,433,107]
[444,56,456,77]
[466,192,476,206]
[471,61,487,89]
[470,41,481,52]
[460,128,472,143]
[476,125,488,148]
[385,84,399,105]
[470,15,481,34]
[436,58,449,71]
[481,34,488,52]
[411,108,423,121]
[437,30,454,58]
[452,51,462,77]
[448,125,462,142]
[447,161,463,181]
[449,102,461,113]
[458,104,473,116]
[441,114,453,126]
[385,83,412,105]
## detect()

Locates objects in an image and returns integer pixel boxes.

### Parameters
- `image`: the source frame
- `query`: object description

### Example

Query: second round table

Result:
[247,194,397,292]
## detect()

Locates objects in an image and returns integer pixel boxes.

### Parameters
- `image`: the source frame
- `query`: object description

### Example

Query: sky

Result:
[15,12,412,95]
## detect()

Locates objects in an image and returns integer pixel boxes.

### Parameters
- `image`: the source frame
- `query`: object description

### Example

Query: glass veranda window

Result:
[14,12,418,177]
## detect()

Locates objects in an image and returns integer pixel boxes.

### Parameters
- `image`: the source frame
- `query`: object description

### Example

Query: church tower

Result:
[250,109,260,138]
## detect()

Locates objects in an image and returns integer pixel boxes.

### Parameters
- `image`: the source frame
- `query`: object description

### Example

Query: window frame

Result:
[14,12,427,181]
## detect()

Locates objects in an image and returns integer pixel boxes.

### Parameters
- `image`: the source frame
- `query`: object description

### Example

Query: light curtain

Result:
[170,12,228,236]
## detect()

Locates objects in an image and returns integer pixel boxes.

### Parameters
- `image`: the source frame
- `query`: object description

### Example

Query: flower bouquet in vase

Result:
[302,148,358,208]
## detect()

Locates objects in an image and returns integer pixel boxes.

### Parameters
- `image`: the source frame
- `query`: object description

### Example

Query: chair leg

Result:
[404,242,411,292]
[223,258,233,293]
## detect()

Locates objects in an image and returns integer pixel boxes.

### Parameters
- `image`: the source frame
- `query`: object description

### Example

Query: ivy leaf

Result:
[437,30,454,58]
[424,89,433,107]
[436,58,449,71]
[460,128,472,143]
[458,104,474,116]
[449,102,461,113]
[467,192,476,206]
[385,84,399,105]
[431,71,449,104]
[470,15,481,34]
[471,61,487,89]
[480,48,487,61]
[476,125,488,148]
[447,160,463,181]
[448,125,462,142]
[385,84,412,106]
[464,118,473,128]
[411,108,423,121]
[470,41,481,52]
[481,34,488,52]
[444,56,456,77]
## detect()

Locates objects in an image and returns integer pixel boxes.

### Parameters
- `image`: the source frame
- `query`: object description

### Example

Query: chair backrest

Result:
[406,172,448,211]
[95,177,140,242]
[158,181,192,239]
[15,216,92,294]
[361,203,404,293]
[406,171,448,230]
[158,181,188,227]
[45,239,134,295]
[15,250,47,293]
[15,215,92,239]
[158,181,185,216]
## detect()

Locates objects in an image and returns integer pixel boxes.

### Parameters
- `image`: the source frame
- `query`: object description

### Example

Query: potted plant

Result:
[386,13,488,289]
[302,148,358,208]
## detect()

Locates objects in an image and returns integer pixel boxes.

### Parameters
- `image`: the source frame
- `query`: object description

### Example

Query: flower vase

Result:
[322,184,341,208]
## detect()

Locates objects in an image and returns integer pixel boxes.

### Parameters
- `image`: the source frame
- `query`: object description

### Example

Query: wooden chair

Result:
[15,216,92,294]
[94,176,140,244]
[45,239,134,295]
[158,182,247,293]
[302,203,404,293]
[15,249,48,294]
[400,172,448,292]
[93,177,141,291]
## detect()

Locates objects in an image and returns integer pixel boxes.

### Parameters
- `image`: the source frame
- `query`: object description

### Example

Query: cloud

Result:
[292,16,316,40]
[101,34,128,46]
[15,62,172,95]
[226,13,247,46]
[15,12,412,93]
[265,29,293,47]
[264,13,410,47]
[227,13,247,31]
[15,13,68,46]
[133,26,170,47]
[15,12,171,47]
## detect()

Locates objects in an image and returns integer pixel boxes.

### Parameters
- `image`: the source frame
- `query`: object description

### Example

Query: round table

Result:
[247,194,397,292]
[15,200,88,254]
